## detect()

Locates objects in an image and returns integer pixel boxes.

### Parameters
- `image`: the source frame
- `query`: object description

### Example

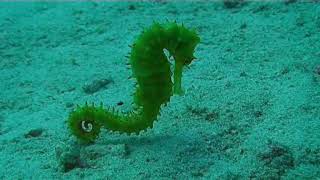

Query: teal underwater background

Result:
[0,1,320,179]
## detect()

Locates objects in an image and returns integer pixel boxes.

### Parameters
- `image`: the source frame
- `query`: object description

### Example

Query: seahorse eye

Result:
[81,120,93,133]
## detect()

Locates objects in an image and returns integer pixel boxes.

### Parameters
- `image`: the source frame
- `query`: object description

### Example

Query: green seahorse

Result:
[68,22,200,143]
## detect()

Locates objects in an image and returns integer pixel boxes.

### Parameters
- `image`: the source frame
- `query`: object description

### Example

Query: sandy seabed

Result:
[0,1,319,179]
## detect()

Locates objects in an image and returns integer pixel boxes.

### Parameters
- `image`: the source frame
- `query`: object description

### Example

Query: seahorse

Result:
[68,22,200,143]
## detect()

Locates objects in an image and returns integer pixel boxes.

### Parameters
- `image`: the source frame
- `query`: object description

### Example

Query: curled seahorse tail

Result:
[68,104,104,143]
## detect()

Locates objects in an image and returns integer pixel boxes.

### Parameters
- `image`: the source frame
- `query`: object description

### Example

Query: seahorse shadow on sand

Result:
[99,133,216,177]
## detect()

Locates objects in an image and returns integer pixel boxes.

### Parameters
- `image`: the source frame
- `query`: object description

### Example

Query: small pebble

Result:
[55,141,87,172]
[65,102,74,108]
[24,128,43,138]
[83,78,113,94]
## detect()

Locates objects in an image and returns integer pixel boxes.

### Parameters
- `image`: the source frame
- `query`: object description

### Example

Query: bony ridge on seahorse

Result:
[68,21,200,143]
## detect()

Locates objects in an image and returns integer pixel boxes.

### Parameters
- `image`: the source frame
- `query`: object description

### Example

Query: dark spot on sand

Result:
[284,0,297,5]
[0,115,4,135]
[223,0,244,9]
[257,141,295,178]
[128,4,136,10]
[254,110,263,118]
[314,65,320,75]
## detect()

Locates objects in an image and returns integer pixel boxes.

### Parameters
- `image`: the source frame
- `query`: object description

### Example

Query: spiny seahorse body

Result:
[68,22,200,143]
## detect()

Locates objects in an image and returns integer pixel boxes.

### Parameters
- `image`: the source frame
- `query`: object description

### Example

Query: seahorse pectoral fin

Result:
[173,60,184,95]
